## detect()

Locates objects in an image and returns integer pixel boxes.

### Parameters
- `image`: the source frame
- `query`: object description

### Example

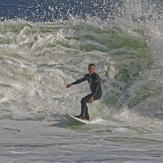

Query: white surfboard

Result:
[65,114,90,124]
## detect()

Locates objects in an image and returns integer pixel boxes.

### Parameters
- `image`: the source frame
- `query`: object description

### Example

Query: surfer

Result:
[66,63,102,120]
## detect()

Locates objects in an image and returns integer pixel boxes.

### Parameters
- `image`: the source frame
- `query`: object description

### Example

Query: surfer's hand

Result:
[89,97,94,103]
[66,83,72,88]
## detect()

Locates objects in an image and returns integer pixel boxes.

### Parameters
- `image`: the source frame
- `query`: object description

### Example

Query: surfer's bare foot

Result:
[85,117,90,121]
[75,115,85,120]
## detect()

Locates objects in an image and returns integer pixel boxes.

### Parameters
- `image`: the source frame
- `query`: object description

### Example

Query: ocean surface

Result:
[0,0,163,162]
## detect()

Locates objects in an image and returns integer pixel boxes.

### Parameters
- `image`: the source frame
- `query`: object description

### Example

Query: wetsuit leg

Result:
[80,94,102,119]
[80,94,92,118]
[85,105,89,120]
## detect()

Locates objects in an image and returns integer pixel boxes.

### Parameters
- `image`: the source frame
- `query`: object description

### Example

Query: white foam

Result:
[89,118,108,125]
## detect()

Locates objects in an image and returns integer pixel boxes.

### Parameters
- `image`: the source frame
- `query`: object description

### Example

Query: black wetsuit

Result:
[72,72,102,119]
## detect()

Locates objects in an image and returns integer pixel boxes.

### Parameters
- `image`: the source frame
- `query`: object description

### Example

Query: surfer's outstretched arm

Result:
[66,75,87,88]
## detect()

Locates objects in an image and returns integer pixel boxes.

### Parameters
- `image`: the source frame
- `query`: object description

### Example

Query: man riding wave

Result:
[66,63,102,120]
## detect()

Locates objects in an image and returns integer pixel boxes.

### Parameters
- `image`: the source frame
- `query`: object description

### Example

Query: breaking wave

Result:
[0,0,163,124]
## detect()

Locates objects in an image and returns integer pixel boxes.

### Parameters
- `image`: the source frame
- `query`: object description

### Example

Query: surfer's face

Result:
[88,65,95,75]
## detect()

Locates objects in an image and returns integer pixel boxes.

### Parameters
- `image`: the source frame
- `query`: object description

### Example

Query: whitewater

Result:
[0,0,163,162]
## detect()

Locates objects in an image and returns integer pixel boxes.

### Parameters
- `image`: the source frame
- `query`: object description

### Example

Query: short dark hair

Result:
[88,63,95,68]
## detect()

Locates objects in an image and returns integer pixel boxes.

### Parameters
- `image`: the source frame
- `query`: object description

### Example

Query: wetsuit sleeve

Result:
[71,75,88,85]
[91,76,101,98]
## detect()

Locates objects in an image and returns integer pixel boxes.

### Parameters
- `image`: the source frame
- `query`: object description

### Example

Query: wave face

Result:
[0,0,163,122]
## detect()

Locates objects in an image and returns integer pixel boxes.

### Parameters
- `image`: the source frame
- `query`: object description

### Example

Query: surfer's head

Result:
[88,63,95,75]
